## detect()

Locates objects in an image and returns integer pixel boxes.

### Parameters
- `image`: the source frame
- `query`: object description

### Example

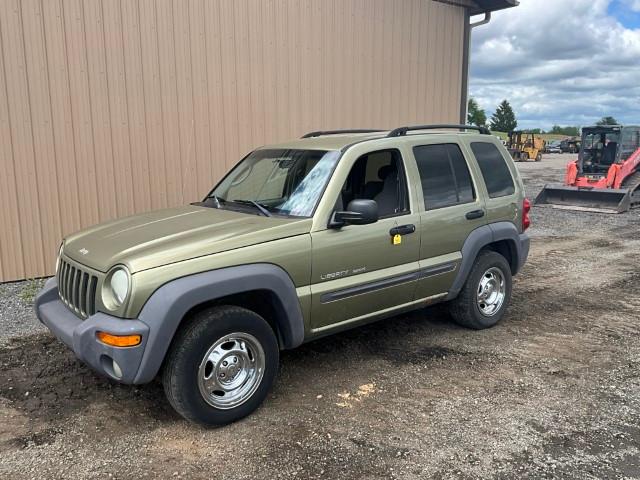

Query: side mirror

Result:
[330,199,379,228]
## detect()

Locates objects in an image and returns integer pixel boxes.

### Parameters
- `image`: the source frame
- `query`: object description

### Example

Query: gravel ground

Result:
[0,279,46,346]
[1,153,640,479]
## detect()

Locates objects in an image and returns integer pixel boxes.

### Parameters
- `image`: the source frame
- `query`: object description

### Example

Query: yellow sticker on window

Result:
[393,234,402,245]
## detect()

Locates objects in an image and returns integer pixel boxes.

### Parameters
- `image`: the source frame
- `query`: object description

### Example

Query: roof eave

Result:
[469,0,519,15]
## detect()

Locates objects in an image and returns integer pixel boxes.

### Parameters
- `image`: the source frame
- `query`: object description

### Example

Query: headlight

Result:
[55,244,63,273]
[106,267,130,308]
[110,268,130,305]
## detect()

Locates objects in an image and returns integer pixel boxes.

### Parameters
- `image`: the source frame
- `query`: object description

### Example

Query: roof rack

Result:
[301,129,385,139]
[387,124,491,137]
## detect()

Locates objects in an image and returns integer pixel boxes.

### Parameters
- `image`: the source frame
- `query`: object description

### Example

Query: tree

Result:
[490,100,517,132]
[467,97,487,127]
[550,125,580,136]
[596,116,618,126]
[563,126,580,136]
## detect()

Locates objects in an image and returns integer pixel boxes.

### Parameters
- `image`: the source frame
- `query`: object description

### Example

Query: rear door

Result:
[464,140,521,226]
[407,139,488,300]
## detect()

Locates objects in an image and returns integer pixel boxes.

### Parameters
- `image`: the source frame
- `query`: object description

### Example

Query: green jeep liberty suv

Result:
[36,124,530,425]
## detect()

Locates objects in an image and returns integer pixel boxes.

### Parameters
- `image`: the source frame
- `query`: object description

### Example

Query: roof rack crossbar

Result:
[301,129,385,139]
[387,124,491,137]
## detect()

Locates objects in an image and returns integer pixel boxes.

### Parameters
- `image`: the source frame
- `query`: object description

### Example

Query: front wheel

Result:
[162,306,279,426]
[535,153,542,162]
[449,251,512,329]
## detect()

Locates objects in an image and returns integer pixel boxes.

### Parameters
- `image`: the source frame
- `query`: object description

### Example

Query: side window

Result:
[339,149,409,218]
[413,143,475,210]
[620,128,640,161]
[470,142,516,198]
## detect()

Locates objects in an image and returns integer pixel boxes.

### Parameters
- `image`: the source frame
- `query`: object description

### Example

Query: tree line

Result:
[467,97,618,135]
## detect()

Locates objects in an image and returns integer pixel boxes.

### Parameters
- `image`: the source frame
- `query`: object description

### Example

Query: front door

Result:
[309,149,421,331]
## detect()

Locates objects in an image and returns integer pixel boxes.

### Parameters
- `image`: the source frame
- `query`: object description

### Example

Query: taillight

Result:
[522,198,531,231]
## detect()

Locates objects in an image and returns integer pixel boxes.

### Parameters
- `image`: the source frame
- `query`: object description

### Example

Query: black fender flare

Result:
[133,263,304,383]
[446,222,529,301]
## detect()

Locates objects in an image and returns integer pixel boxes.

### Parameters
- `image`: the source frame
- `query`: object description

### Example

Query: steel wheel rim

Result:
[197,332,265,410]
[476,267,506,317]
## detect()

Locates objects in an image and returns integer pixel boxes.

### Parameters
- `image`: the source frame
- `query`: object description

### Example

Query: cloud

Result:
[469,0,640,130]
[621,0,640,11]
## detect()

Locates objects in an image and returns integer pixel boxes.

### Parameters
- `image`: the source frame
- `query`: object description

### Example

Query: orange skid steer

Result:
[536,125,640,213]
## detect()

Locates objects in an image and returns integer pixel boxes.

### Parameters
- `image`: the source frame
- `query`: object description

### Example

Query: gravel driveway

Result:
[1,153,640,479]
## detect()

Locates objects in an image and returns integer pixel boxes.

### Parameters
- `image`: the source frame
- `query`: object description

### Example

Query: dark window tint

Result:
[470,142,515,198]
[414,144,475,210]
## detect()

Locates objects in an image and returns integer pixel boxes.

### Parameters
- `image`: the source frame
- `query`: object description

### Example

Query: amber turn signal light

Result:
[96,331,142,347]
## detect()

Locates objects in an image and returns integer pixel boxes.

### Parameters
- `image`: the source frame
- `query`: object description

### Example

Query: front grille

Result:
[57,258,98,319]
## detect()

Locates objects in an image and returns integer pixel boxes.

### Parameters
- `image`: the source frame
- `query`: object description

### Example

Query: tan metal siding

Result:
[0,0,466,282]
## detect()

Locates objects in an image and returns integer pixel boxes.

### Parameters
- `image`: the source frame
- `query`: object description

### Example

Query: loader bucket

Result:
[535,184,632,213]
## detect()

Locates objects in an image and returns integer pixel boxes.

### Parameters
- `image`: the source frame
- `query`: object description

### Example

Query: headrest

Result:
[378,164,395,180]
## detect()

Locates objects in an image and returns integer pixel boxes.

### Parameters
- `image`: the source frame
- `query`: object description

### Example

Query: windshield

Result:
[582,130,620,150]
[580,129,621,171]
[208,149,341,217]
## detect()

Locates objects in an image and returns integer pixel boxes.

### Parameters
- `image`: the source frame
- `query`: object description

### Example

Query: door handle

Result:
[389,224,416,236]
[465,209,485,220]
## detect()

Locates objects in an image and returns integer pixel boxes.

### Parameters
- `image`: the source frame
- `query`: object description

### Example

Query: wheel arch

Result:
[133,264,304,384]
[446,222,526,301]
[182,289,290,349]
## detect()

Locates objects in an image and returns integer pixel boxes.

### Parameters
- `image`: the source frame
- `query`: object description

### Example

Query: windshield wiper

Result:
[206,195,225,208]
[231,199,272,217]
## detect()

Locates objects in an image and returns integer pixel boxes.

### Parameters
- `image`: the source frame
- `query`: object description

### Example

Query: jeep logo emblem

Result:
[79,248,89,255]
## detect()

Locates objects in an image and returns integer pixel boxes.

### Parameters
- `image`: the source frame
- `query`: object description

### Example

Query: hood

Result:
[63,205,311,273]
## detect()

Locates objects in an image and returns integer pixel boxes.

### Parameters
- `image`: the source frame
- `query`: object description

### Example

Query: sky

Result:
[469,0,640,130]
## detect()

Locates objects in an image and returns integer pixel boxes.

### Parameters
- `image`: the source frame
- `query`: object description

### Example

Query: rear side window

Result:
[470,142,515,198]
[413,144,475,210]
[620,128,640,161]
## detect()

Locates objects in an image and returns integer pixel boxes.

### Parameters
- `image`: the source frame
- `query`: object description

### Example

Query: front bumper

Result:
[34,277,149,384]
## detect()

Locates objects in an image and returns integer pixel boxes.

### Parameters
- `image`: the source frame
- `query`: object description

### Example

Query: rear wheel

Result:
[162,306,279,426]
[449,251,512,329]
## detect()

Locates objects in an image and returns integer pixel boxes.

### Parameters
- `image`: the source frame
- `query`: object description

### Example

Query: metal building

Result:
[0,0,516,281]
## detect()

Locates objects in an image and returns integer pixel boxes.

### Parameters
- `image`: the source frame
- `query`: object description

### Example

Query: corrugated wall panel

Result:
[138,0,168,210]
[0,11,26,280]
[121,0,153,213]
[1,0,47,277]
[0,0,466,282]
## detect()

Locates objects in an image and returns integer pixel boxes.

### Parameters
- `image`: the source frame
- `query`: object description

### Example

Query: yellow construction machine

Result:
[507,131,545,162]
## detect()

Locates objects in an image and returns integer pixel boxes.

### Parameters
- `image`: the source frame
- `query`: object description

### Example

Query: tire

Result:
[535,153,542,162]
[448,250,512,330]
[520,152,529,162]
[162,305,279,426]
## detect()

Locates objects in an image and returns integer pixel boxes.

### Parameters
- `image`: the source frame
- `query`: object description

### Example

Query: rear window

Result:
[470,142,515,198]
[413,143,475,210]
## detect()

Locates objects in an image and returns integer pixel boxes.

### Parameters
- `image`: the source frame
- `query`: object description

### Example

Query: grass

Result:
[492,131,567,142]
[19,278,45,304]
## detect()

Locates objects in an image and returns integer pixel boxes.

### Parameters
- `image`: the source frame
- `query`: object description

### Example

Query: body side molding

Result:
[320,262,457,304]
